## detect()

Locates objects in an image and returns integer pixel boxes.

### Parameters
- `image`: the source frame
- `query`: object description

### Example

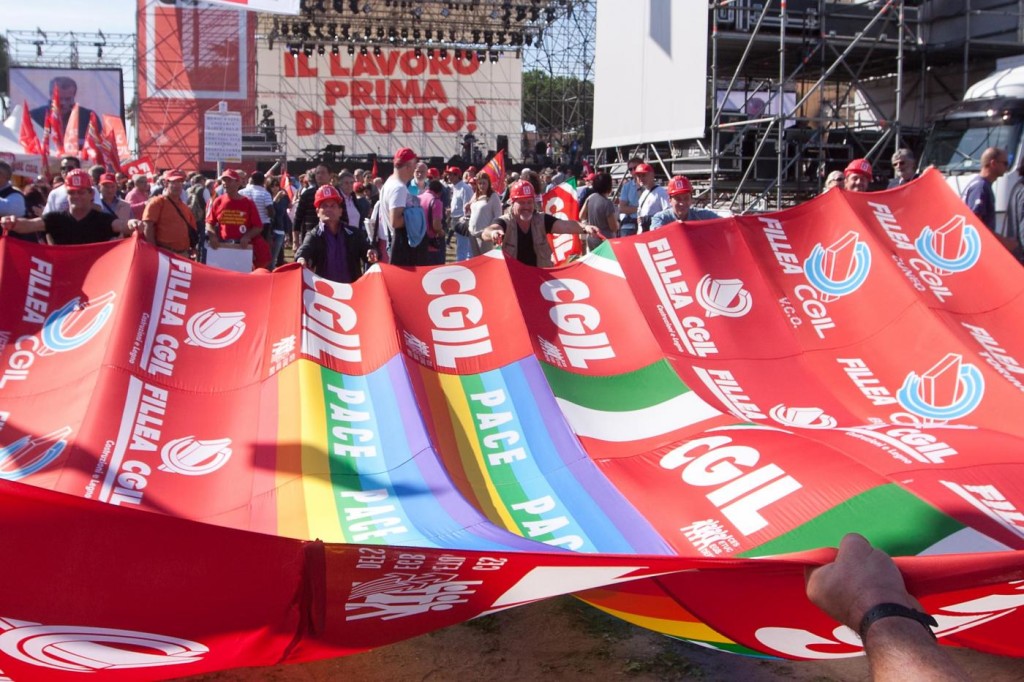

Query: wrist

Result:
[858,604,938,645]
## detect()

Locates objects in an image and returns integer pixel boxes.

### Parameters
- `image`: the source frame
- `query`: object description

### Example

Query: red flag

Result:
[483,149,506,194]
[371,157,379,179]
[82,111,102,165]
[18,101,42,155]
[40,83,64,170]
[96,117,121,172]
[102,114,130,161]
[281,166,295,202]
[542,178,583,265]
[64,104,81,156]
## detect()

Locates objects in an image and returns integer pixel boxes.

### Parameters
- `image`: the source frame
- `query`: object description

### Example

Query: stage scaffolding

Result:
[2,30,137,129]
[257,0,595,165]
[661,0,1024,213]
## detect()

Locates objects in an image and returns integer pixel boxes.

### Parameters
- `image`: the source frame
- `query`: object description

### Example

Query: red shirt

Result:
[206,194,261,240]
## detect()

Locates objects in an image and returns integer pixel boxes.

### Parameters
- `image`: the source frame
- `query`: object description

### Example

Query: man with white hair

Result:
[887,148,918,188]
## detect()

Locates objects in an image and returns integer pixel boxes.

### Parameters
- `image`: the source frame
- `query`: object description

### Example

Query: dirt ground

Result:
[185,596,1024,682]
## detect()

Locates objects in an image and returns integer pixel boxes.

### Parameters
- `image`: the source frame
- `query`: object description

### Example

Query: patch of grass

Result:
[560,597,635,641]
[461,614,501,634]
[623,651,705,679]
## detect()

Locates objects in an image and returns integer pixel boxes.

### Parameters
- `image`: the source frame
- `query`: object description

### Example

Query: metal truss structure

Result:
[647,0,1024,213]
[3,30,137,122]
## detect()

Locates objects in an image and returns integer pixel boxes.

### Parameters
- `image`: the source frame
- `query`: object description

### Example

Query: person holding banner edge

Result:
[481,179,599,267]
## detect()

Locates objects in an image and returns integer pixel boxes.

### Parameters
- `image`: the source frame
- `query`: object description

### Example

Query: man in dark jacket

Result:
[295,185,378,283]
[292,164,331,243]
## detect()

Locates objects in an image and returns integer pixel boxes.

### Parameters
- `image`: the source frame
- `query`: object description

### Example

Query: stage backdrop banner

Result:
[136,0,257,171]
[257,47,523,160]
[1,171,1024,679]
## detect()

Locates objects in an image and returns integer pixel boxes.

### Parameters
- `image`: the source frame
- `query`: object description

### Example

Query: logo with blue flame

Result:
[897,353,985,421]
[914,215,981,273]
[40,291,116,355]
[803,230,872,298]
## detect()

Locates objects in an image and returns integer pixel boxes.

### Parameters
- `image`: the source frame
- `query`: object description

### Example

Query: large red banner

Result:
[1,171,1024,679]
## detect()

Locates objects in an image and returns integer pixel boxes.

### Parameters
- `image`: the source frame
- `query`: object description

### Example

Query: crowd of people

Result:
[2,142,1022,281]
[0,148,724,282]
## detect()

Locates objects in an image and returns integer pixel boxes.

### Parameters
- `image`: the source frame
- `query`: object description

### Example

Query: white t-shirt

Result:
[637,185,670,221]
[450,180,474,218]
[377,175,410,241]
[239,184,274,225]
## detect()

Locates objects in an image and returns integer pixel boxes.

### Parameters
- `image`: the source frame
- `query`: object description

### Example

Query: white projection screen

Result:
[592,0,708,149]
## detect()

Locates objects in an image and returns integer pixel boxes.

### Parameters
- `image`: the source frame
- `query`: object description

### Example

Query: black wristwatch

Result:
[858,603,938,642]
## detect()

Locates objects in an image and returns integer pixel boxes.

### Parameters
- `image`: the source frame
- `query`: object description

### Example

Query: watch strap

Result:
[858,602,938,642]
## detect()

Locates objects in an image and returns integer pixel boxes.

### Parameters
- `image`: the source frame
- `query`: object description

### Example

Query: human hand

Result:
[805,534,918,631]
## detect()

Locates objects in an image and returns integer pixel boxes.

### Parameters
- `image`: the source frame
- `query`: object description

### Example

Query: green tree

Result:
[522,69,594,141]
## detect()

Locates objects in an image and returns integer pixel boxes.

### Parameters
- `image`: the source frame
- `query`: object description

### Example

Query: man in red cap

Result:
[2,169,139,244]
[633,163,670,232]
[295,185,377,283]
[205,169,271,269]
[843,158,873,192]
[142,170,196,257]
[97,173,132,223]
[480,179,599,267]
[650,175,720,229]
[375,147,429,266]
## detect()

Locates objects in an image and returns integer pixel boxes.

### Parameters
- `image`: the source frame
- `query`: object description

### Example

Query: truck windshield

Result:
[920,119,1022,175]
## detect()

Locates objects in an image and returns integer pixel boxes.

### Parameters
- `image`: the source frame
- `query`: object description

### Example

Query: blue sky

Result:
[5,1,137,36]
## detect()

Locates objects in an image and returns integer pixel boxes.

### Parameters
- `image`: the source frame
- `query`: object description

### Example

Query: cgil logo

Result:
[158,436,233,476]
[659,435,802,536]
[803,231,872,301]
[695,276,753,318]
[914,215,981,274]
[538,278,613,369]
[40,291,117,355]
[185,309,246,349]
[1,291,117,390]
[422,265,492,368]
[767,404,837,429]
[636,239,751,357]
[301,269,361,364]
[897,352,985,421]
[0,616,208,672]
[0,426,72,481]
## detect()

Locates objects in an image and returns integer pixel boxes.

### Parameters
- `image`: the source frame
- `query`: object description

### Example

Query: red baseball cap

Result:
[98,173,118,186]
[219,169,241,182]
[509,179,535,201]
[667,175,693,196]
[393,147,418,165]
[314,184,343,208]
[844,158,873,178]
[163,170,187,182]
[585,173,597,182]
[64,169,93,190]
[353,181,365,193]
[633,163,654,176]
[427,167,440,180]
[446,165,461,175]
